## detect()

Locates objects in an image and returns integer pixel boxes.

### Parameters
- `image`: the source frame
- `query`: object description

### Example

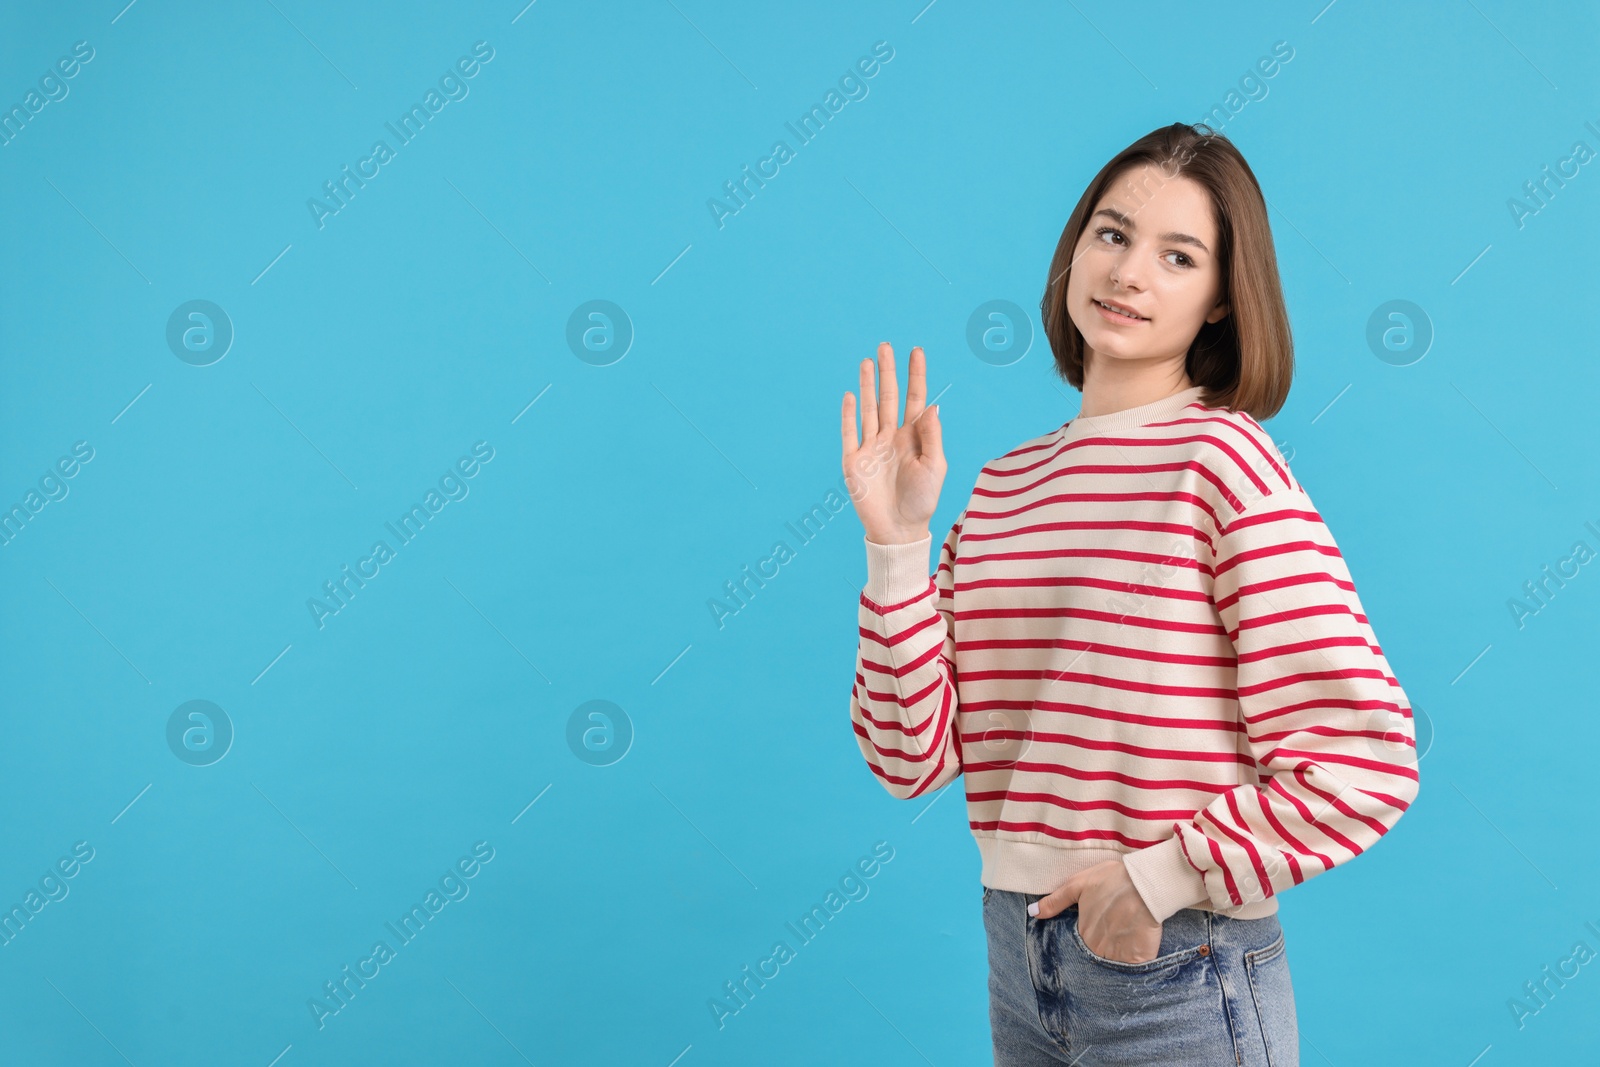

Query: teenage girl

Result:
[841,123,1419,1066]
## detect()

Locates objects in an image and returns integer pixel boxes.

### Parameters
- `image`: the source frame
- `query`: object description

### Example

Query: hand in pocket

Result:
[1029,858,1163,964]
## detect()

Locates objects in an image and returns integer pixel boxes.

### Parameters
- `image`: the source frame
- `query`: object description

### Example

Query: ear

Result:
[1205,299,1230,326]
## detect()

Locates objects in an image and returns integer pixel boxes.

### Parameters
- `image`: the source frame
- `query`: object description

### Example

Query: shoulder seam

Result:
[1217,483,1315,539]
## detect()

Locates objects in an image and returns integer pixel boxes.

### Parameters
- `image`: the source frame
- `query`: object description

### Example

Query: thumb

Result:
[1029,876,1081,920]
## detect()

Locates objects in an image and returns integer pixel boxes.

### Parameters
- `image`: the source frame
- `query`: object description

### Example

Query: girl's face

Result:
[1065,163,1231,376]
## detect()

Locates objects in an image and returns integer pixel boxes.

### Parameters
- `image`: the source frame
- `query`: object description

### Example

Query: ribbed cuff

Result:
[863,534,933,606]
[1121,834,1210,923]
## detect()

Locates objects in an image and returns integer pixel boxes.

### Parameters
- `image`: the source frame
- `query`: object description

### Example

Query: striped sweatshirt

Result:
[848,385,1420,922]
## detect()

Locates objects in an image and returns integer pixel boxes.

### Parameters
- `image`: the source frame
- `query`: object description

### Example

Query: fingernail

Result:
[1027,901,1039,917]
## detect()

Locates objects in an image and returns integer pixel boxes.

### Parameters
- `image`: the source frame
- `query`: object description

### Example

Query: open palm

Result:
[840,342,946,545]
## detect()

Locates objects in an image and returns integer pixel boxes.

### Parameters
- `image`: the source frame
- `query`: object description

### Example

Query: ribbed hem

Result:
[863,534,932,605]
[978,834,1279,921]
[1059,384,1208,444]
[977,839,1128,895]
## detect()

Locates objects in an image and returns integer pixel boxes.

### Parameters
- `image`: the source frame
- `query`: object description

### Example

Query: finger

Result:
[916,402,942,466]
[904,346,928,425]
[1029,877,1081,920]
[859,355,879,440]
[841,391,858,457]
[876,341,900,433]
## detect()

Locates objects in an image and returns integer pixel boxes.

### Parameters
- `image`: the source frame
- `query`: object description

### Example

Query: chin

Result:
[1080,327,1138,359]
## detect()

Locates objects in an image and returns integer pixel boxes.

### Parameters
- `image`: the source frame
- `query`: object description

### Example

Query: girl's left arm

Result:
[1122,483,1421,923]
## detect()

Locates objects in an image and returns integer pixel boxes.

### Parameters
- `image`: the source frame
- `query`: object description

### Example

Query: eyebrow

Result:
[1092,208,1210,254]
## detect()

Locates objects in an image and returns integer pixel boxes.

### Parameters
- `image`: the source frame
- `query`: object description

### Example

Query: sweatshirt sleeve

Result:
[1121,484,1421,922]
[848,512,965,800]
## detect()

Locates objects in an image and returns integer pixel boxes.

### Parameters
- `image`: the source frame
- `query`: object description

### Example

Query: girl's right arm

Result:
[848,515,965,799]
[840,343,961,799]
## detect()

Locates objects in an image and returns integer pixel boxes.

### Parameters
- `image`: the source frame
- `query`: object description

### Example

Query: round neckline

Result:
[1058,384,1209,442]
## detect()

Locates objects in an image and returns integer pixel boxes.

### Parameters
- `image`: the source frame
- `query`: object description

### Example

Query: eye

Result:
[1096,227,1194,268]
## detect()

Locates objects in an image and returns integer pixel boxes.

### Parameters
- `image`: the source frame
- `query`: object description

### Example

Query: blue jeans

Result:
[984,887,1298,1066]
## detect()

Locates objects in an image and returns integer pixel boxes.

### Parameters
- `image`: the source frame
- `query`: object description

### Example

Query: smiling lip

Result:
[1093,297,1148,323]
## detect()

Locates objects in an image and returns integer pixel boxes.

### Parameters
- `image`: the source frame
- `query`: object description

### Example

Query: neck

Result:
[1077,354,1194,418]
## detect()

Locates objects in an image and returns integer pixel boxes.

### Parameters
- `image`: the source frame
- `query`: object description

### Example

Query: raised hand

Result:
[840,342,946,545]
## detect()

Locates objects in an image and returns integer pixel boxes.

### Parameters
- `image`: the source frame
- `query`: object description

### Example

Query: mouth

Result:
[1092,297,1148,324]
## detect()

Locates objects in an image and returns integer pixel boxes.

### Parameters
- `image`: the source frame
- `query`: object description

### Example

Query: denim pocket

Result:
[982,885,993,905]
[1245,931,1286,967]
[1069,915,1208,974]
[1244,930,1297,1066]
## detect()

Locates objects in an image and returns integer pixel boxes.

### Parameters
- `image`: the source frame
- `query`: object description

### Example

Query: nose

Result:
[1110,261,1145,291]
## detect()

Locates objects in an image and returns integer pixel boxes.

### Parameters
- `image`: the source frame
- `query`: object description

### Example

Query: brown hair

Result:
[1039,122,1293,420]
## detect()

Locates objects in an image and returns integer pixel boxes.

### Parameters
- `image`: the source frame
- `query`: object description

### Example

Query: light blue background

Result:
[2,1,1597,1063]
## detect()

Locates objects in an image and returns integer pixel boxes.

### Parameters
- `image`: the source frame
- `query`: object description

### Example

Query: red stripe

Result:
[857,615,943,656]
[1024,698,1252,735]
[1252,789,1310,883]
[1239,666,1394,698]
[954,637,1236,669]
[854,681,946,737]
[1244,722,1418,751]
[1159,412,1292,490]
[857,636,946,683]
[964,756,1251,793]
[967,819,1167,850]
[1258,746,1420,786]
[962,491,1225,540]
[1199,831,1242,906]
[851,720,941,766]
[959,543,1207,573]
[948,604,1227,639]
[1210,792,1272,899]
[860,578,937,616]
[1216,572,1358,626]
[975,460,1250,516]
[907,750,951,798]
[966,786,1247,824]
[969,728,1259,768]
[1216,537,1343,580]
[1239,694,1407,730]
[1279,769,1366,853]
[1236,633,1382,664]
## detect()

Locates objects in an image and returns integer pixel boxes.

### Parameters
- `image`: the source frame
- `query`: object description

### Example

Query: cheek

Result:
[1151,270,1195,303]
[1064,269,1082,302]
[1064,256,1099,300]
[1064,274,1096,330]
[1154,284,1213,335]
